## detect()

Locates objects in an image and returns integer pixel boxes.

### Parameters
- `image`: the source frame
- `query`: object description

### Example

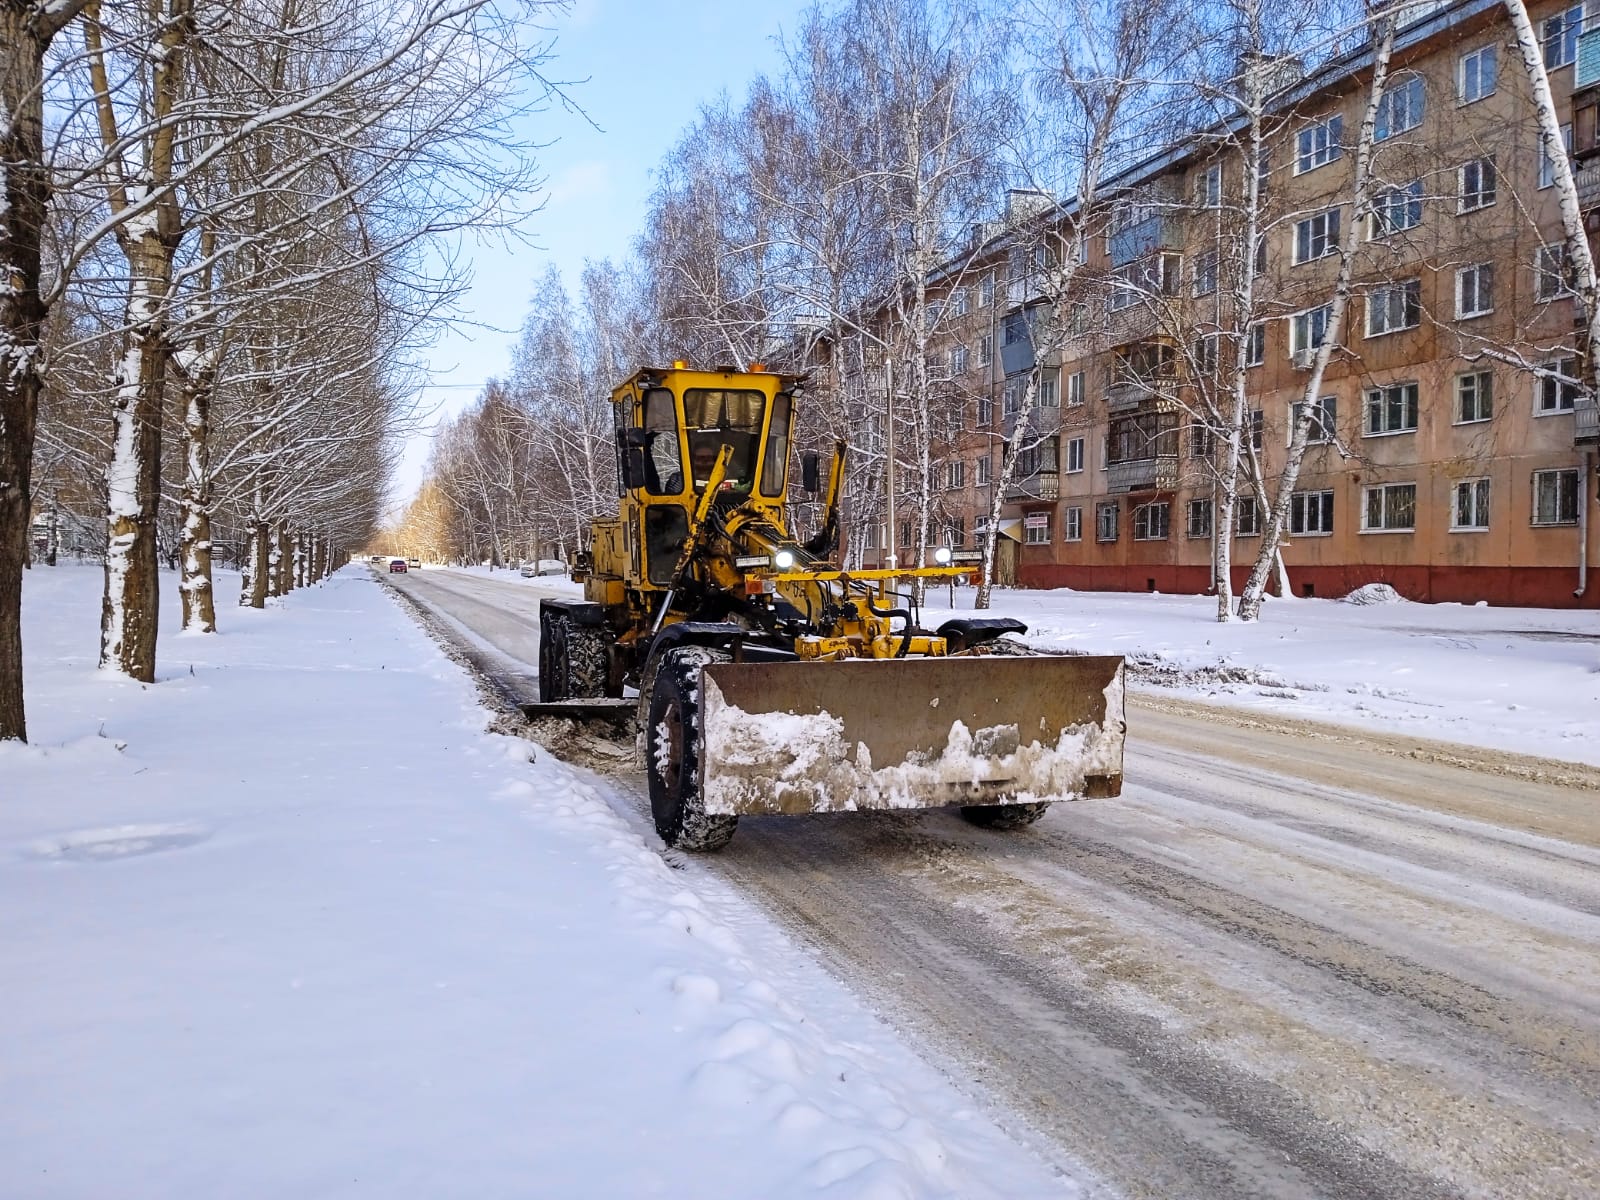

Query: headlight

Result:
[773,550,796,570]
[934,546,952,565]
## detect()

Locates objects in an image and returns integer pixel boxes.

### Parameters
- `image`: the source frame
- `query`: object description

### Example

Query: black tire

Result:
[644,646,738,852]
[960,801,1051,830]
[539,612,610,702]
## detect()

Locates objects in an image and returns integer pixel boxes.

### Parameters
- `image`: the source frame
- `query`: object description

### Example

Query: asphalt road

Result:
[388,566,1600,1200]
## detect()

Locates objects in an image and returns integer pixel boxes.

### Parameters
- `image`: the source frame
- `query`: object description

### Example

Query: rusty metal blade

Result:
[699,656,1125,816]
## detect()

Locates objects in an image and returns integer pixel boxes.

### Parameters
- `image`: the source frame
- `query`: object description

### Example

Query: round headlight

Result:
[934,546,952,565]
[773,550,796,570]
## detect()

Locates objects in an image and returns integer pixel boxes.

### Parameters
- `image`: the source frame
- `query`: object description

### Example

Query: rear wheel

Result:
[645,647,738,852]
[960,801,1051,830]
[539,612,610,702]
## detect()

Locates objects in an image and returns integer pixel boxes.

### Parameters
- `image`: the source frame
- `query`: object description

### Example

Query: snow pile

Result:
[701,668,1124,814]
[2,563,1071,1200]
[1342,582,1409,606]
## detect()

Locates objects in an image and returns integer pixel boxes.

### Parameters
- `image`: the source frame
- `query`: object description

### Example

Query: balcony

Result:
[1106,455,1177,494]
[1106,374,1179,413]
[1108,214,1182,267]
[1578,395,1599,444]
[1576,161,1600,212]
[1004,471,1060,502]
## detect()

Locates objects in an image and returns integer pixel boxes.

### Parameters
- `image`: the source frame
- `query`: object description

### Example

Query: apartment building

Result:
[866,0,1599,607]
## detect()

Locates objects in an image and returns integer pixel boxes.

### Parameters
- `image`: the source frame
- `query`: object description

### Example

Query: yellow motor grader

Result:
[534,363,1125,851]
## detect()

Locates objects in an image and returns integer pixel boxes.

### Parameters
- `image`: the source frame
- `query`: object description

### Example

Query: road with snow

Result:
[390,566,1600,1200]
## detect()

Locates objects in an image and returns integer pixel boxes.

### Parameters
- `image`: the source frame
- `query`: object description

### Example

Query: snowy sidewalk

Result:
[1,566,1068,1200]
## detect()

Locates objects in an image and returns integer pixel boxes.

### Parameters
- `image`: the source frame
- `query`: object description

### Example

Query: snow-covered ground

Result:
[1,564,1071,1200]
[916,582,1598,768]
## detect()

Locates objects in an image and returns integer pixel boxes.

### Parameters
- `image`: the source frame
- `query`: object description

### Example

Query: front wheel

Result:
[644,647,738,853]
[960,801,1051,830]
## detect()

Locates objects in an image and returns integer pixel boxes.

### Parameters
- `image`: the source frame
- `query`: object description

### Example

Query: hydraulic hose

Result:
[865,594,916,658]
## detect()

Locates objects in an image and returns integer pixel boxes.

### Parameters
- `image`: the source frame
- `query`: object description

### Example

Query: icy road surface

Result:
[393,567,1600,1200]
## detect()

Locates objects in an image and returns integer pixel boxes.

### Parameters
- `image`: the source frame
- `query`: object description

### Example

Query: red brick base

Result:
[1016,562,1600,608]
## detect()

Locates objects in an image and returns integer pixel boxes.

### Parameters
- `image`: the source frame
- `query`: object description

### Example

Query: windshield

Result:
[683,389,766,492]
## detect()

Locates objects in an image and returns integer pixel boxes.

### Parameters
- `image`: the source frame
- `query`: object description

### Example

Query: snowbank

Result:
[1,564,1070,1200]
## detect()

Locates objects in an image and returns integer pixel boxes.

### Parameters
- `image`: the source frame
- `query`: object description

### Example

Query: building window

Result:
[951,345,968,375]
[1539,123,1573,188]
[1024,514,1050,544]
[1236,497,1261,536]
[1365,381,1420,435]
[1066,370,1084,407]
[977,396,994,426]
[975,455,991,485]
[1368,181,1422,238]
[1038,370,1059,408]
[1459,45,1497,103]
[1363,483,1417,532]
[1459,158,1497,211]
[1133,501,1170,541]
[1296,114,1343,173]
[1190,421,1215,457]
[1452,478,1491,530]
[1249,409,1264,451]
[1187,499,1213,539]
[1457,371,1493,423]
[1374,74,1424,141]
[978,333,993,366]
[1293,208,1341,263]
[1536,244,1574,301]
[1543,5,1585,68]
[951,286,969,316]
[1194,333,1219,376]
[1246,323,1266,366]
[943,518,966,547]
[1537,358,1580,413]
[1365,280,1421,338]
[1200,163,1223,208]
[1533,468,1581,524]
[1291,304,1333,354]
[1193,247,1219,295]
[946,460,965,490]
[1066,436,1085,473]
[1003,376,1025,416]
[1457,263,1494,318]
[978,274,994,307]
[1064,506,1082,541]
[1096,502,1119,542]
[1291,490,1335,535]
[1292,394,1338,443]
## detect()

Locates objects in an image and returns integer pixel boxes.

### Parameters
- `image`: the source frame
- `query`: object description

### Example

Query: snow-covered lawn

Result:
[1,564,1068,1200]
[917,582,1599,767]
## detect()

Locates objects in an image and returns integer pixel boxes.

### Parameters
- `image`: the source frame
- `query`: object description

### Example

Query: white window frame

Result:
[1291,304,1333,355]
[1038,369,1060,408]
[1200,163,1223,208]
[1365,280,1421,338]
[1290,490,1335,536]
[1539,123,1574,189]
[950,286,969,316]
[951,345,968,375]
[1187,498,1213,539]
[977,333,993,367]
[1451,477,1491,531]
[1063,506,1082,542]
[1367,181,1423,239]
[1458,158,1497,212]
[1374,74,1425,141]
[1292,395,1338,444]
[1362,482,1418,533]
[975,455,991,485]
[1066,370,1085,407]
[1456,263,1494,318]
[1293,208,1341,263]
[1133,501,1170,541]
[1096,502,1119,542]
[1193,246,1219,295]
[946,460,965,490]
[1533,468,1581,524]
[1459,45,1497,103]
[1024,514,1050,545]
[978,274,994,307]
[1295,114,1343,174]
[1235,498,1261,537]
[1246,323,1266,367]
[1536,357,1580,414]
[1364,381,1420,436]
[1455,370,1493,424]
[1536,244,1575,301]
[1543,4,1586,69]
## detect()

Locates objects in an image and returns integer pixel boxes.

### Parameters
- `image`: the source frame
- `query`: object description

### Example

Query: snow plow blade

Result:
[699,655,1125,816]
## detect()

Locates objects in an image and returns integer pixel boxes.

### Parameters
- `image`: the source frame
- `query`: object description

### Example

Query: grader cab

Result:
[533,364,1125,852]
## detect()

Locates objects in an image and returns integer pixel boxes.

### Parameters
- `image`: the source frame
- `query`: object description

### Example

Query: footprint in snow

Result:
[25,823,211,862]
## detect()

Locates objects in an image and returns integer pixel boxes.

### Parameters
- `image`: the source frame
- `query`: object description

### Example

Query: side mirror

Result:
[801,451,820,494]
[621,428,651,490]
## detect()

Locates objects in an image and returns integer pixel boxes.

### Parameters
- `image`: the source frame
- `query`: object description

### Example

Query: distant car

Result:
[406,557,420,569]
[389,559,407,573]
[369,554,384,564]
[520,558,567,577]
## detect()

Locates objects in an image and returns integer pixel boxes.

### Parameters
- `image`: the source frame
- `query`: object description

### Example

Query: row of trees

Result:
[2,0,568,740]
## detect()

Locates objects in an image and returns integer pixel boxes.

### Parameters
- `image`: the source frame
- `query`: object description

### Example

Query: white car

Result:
[520,559,566,578]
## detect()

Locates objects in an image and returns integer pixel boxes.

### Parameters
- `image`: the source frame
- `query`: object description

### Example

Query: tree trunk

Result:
[250,520,270,608]
[178,373,216,632]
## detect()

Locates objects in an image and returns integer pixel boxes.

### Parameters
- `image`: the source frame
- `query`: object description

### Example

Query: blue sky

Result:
[394,0,814,504]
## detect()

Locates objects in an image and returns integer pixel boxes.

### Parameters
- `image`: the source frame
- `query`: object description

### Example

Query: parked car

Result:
[520,558,566,578]
[406,557,420,569]
[389,558,407,573]
[369,554,384,564]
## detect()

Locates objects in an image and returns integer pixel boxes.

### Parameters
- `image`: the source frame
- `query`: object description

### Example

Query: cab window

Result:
[683,389,766,492]
[642,388,683,495]
[760,393,791,497]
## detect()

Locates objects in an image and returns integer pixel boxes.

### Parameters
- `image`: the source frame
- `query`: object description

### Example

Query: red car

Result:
[389,559,407,573]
